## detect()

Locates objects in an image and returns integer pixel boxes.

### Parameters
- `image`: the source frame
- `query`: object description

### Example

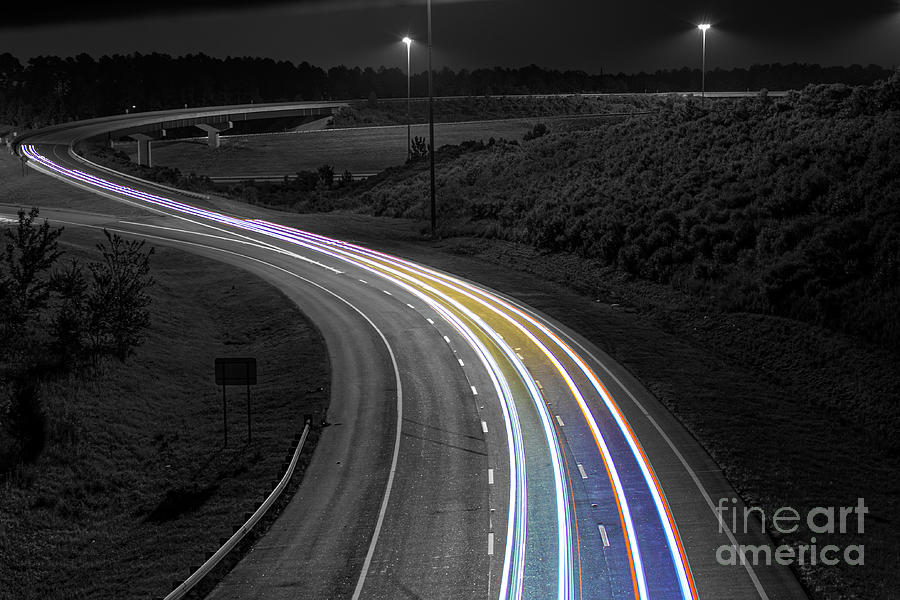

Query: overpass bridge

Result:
[13,101,348,167]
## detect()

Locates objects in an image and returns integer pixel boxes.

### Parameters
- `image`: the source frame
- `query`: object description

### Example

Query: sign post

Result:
[214,357,258,447]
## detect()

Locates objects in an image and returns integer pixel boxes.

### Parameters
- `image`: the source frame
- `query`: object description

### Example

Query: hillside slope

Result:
[352,74,900,352]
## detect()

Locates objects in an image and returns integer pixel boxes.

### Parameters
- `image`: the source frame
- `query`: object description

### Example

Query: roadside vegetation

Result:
[324,75,900,355]
[1,209,155,472]
[0,215,329,598]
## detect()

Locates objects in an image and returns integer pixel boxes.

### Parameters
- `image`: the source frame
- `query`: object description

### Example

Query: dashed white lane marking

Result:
[382,290,392,295]
[555,415,565,427]
[458,358,465,367]
[471,385,479,396]
[535,380,543,390]
[488,468,494,485]
[515,352,524,360]
[481,420,489,433]
[598,524,610,547]
[577,463,588,479]
[358,279,367,284]
[443,335,451,344]
[488,532,495,555]
[426,318,435,325]
[406,303,415,309]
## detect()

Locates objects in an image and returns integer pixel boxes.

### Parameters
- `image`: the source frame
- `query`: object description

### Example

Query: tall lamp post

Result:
[427,0,436,237]
[402,36,413,160]
[698,24,711,100]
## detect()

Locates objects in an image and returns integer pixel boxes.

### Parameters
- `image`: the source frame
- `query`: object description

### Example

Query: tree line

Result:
[0,51,894,129]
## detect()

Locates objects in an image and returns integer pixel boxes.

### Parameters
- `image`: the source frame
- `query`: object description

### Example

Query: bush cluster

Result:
[352,74,900,350]
[223,165,358,212]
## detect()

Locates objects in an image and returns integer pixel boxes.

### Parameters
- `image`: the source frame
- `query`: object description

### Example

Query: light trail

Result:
[240,219,577,599]
[20,142,699,600]
[274,224,698,600]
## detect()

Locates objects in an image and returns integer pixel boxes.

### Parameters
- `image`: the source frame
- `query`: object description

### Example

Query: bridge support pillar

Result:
[129,134,154,167]
[197,121,233,149]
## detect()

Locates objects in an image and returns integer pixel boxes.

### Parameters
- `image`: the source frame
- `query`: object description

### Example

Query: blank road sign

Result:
[215,357,257,386]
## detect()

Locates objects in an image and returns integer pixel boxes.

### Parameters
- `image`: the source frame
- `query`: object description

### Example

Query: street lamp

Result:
[402,36,413,160]
[698,24,711,100]
[427,0,436,237]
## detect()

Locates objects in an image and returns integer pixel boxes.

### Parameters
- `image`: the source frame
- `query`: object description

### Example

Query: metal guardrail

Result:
[163,421,311,600]
[209,172,378,184]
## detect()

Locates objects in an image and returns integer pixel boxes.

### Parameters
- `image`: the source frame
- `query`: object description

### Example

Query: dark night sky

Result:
[1,1,898,73]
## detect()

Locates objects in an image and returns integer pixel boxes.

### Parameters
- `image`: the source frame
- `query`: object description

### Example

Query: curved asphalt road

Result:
[12,104,809,600]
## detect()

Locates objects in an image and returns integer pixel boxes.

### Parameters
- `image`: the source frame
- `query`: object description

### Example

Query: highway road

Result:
[13,104,808,600]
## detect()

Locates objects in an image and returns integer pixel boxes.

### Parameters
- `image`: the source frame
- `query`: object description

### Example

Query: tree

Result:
[0,208,61,469]
[86,230,155,360]
[408,136,428,162]
[523,122,549,141]
[50,260,88,366]
[317,164,334,189]
[2,207,63,327]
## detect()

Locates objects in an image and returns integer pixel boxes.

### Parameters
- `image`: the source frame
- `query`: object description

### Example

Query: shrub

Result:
[523,122,549,141]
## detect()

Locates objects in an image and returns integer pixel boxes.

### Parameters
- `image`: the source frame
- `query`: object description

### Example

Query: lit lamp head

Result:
[698,23,711,31]
[402,36,413,47]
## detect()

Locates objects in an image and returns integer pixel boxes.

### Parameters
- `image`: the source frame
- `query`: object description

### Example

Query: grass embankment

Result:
[352,76,900,354]
[0,220,329,599]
